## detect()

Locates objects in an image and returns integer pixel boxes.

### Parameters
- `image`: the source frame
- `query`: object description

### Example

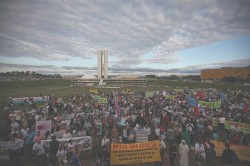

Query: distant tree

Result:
[145,75,158,79]
[170,75,178,80]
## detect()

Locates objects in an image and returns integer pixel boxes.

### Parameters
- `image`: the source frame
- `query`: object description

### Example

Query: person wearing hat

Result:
[178,140,189,166]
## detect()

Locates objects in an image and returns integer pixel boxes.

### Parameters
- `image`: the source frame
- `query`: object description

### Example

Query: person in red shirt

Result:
[33,131,43,143]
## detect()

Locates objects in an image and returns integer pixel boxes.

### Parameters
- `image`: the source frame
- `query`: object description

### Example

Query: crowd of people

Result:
[1,87,249,166]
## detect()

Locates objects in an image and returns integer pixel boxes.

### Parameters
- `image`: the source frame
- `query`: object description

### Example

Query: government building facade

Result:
[201,67,250,80]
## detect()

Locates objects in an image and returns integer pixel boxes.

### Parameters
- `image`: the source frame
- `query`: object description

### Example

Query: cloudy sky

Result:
[0,0,250,76]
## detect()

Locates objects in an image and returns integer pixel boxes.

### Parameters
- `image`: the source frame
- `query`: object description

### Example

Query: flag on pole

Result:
[245,103,249,113]
[114,101,121,119]
[197,90,206,99]
[187,96,198,107]
[194,107,200,116]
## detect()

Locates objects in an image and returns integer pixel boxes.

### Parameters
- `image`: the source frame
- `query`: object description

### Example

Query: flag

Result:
[194,107,200,116]
[220,92,225,100]
[114,101,121,119]
[187,96,198,107]
[197,90,206,99]
[245,103,249,113]
[181,129,191,148]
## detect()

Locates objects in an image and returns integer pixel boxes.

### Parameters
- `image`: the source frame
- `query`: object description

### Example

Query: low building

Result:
[201,67,250,80]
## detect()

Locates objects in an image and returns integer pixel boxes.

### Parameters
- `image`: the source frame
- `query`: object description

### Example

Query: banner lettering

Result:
[110,141,160,165]
[42,136,92,151]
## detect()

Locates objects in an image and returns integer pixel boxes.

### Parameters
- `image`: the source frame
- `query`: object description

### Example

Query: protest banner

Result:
[198,100,221,109]
[135,130,150,143]
[11,96,49,105]
[88,88,98,94]
[145,91,154,98]
[120,118,127,126]
[224,121,250,134]
[98,97,107,104]
[0,142,9,160]
[42,136,92,151]
[212,118,250,134]
[35,120,52,137]
[211,140,250,161]
[110,141,160,165]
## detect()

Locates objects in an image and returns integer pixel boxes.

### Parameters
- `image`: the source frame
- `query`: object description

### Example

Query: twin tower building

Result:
[97,50,108,79]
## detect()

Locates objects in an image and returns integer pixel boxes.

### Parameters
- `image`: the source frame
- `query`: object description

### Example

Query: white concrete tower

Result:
[97,50,108,79]
[104,50,108,79]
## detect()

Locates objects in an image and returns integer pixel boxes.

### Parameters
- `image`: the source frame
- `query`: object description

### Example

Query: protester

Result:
[194,139,206,161]
[2,88,250,166]
[32,139,47,166]
[49,135,59,166]
[206,143,216,165]
[178,140,189,166]
[221,142,238,166]
[56,144,66,166]
[6,134,24,166]
[169,141,177,166]
[23,128,35,160]
[71,150,81,166]
[159,137,166,166]
[33,131,43,143]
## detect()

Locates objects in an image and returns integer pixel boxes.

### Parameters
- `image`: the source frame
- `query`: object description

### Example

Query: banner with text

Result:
[35,120,52,137]
[42,136,92,151]
[11,96,49,105]
[211,140,250,161]
[88,88,98,94]
[110,141,160,165]
[198,100,221,108]
[212,118,250,134]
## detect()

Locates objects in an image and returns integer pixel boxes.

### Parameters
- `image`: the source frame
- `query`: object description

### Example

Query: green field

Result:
[1,79,250,129]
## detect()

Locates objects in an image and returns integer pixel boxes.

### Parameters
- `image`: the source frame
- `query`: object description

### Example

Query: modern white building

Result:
[74,49,147,86]
[97,50,108,79]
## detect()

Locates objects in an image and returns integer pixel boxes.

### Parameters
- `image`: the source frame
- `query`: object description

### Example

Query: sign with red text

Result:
[110,141,160,165]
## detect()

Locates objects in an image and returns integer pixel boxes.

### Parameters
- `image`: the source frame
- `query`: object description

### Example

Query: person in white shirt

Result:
[218,115,225,131]
[77,128,87,137]
[10,119,19,131]
[101,135,110,148]
[57,144,66,166]
[160,137,166,165]
[32,139,47,165]
[6,134,24,165]
[194,139,206,160]
[62,129,72,138]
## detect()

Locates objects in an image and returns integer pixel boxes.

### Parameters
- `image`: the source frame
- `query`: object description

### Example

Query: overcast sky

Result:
[0,0,250,76]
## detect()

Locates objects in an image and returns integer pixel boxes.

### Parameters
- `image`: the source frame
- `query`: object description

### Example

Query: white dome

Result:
[80,74,97,79]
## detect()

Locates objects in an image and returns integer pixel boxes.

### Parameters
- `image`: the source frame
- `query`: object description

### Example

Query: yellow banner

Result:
[211,140,250,161]
[88,88,98,94]
[110,141,161,165]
